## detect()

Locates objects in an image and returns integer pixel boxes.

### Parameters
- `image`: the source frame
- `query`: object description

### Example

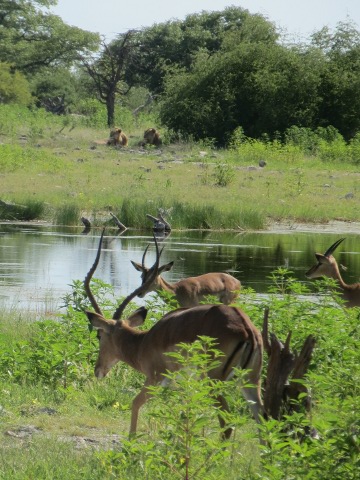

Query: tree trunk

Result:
[106,92,116,128]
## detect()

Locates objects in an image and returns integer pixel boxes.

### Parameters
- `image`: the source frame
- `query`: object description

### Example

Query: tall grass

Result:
[54,203,81,226]
[0,198,45,221]
[113,199,265,230]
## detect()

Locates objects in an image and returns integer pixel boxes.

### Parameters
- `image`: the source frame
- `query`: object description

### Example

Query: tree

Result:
[159,41,324,144]
[311,21,360,139]
[0,0,100,74]
[30,67,82,113]
[129,6,279,95]
[82,31,139,127]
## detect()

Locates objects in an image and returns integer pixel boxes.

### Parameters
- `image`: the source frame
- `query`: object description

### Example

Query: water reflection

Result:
[0,224,359,313]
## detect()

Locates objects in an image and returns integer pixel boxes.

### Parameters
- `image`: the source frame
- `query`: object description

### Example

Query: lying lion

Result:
[143,127,162,147]
[107,127,128,147]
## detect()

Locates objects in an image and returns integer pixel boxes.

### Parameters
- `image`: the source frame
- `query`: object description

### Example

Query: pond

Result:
[0,223,359,314]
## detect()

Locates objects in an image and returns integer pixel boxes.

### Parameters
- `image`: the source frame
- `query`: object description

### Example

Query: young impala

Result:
[306,237,360,307]
[84,231,265,438]
[131,244,241,307]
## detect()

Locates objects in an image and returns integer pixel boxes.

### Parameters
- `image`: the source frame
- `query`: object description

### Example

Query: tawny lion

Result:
[107,128,128,147]
[143,127,162,147]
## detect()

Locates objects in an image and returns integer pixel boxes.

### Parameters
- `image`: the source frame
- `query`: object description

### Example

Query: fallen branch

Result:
[110,213,127,231]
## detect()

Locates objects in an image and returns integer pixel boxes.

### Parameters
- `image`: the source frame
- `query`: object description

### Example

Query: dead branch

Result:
[110,213,127,231]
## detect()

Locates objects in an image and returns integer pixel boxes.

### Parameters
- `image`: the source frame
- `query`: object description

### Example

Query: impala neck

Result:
[331,262,348,290]
[116,326,147,373]
[157,275,176,295]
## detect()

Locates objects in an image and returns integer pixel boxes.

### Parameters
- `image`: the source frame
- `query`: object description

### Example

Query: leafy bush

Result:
[0,62,33,106]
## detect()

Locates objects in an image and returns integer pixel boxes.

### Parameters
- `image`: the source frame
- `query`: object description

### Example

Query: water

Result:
[0,223,359,314]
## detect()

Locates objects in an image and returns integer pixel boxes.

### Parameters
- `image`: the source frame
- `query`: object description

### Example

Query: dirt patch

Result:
[264,220,360,235]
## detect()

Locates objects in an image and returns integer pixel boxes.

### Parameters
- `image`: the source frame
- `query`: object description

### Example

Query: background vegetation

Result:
[0,104,359,229]
[1,2,360,141]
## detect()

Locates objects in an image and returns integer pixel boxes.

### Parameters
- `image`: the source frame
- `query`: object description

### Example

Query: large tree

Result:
[82,30,139,127]
[128,6,279,95]
[0,0,100,74]
[311,21,360,139]
[159,40,324,144]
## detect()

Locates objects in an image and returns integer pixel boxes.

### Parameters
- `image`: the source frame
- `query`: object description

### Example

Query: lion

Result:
[107,127,128,147]
[143,127,162,147]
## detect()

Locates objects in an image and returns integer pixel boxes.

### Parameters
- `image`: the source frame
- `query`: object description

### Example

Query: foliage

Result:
[0,0,100,75]
[54,203,81,226]
[131,6,278,95]
[0,62,33,106]
[212,161,236,187]
[0,198,45,221]
[311,20,360,140]
[30,67,81,112]
[160,42,323,144]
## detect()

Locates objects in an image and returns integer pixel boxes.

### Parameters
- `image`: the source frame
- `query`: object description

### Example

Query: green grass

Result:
[0,105,359,229]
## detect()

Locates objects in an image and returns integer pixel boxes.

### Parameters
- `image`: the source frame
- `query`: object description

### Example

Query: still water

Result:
[0,223,359,314]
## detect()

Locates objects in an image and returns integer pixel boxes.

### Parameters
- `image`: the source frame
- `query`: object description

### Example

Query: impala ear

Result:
[127,306,148,328]
[131,260,145,272]
[315,253,331,264]
[159,261,174,273]
[85,311,114,333]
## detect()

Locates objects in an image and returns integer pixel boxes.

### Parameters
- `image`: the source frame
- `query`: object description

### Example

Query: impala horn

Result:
[84,228,106,316]
[323,238,345,257]
[112,234,161,322]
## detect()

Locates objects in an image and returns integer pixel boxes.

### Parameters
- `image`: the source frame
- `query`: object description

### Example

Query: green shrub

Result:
[0,62,33,106]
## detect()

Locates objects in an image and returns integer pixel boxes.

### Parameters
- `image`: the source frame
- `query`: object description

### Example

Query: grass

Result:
[0,105,359,229]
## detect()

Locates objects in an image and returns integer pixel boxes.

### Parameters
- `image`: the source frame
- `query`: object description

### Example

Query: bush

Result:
[0,63,33,106]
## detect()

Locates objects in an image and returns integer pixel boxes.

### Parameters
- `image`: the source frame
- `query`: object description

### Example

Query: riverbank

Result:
[2,218,360,235]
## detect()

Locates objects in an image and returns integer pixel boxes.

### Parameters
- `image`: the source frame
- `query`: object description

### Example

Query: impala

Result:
[306,237,360,307]
[131,245,241,307]
[84,231,265,438]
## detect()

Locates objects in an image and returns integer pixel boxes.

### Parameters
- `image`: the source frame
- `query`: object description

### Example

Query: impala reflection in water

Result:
[0,224,359,313]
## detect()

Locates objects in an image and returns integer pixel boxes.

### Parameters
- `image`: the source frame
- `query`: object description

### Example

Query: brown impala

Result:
[84,231,265,438]
[131,244,241,307]
[306,238,360,307]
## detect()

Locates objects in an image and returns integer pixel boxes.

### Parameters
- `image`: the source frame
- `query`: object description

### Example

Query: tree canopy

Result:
[0,0,100,73]
[129,6,279,95]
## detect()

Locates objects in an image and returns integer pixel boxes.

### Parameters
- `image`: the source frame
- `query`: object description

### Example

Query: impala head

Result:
[306,238,345,279]
[84,229,160,377]
[130,243,173,297]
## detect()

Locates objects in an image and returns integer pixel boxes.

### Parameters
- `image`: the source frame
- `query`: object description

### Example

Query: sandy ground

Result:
[264,220,360,235]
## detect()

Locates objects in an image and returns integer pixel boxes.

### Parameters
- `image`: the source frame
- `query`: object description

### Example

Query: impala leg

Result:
[241,383,265,423]
[215,394,233,440]
[129,385,151,437]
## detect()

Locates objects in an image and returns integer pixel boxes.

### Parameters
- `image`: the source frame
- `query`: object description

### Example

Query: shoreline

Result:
[1,219,360,234]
